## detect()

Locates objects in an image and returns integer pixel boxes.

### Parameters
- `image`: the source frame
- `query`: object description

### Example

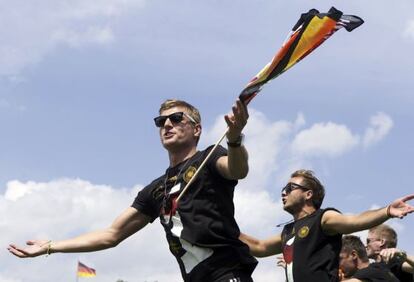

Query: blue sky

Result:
[1,1,414,281]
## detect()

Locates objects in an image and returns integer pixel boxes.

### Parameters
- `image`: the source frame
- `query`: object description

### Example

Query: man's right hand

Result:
[8,239,50,258]
[380,248,407,263]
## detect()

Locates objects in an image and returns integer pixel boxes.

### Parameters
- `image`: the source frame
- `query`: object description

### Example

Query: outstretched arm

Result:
[239,232,283,257]
[321,194,414,235]
[216,99,249,180]
[8,207,150,258]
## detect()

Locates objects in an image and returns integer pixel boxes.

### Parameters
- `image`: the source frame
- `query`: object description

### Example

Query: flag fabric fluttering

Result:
[77,261,96,278]
[239,6,364,105]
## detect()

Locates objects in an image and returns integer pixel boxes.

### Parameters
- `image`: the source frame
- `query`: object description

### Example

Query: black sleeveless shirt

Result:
[281,208,342,282]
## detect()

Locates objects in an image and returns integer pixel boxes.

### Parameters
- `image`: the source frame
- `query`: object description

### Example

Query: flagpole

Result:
[176,128,228,203]
[76,261,79,282]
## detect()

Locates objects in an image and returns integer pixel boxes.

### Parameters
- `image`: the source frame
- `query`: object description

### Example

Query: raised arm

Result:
[239,232,283,257]
[321,194,414,235]
[216,99,249,180]
[379,248,414,274]
[8,207,150,258]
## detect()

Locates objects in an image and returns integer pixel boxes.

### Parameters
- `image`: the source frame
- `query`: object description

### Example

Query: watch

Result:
[227,133,245,147]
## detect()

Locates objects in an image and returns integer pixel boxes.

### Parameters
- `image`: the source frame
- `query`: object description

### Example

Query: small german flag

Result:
[77,261,96,278]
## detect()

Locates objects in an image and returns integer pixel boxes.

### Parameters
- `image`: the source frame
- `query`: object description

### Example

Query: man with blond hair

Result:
[240,169,414,282]
[367,224,414,281]
[9,99,257,282]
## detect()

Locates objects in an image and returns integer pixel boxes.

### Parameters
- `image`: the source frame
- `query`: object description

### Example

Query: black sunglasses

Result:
[282,182,310,195]
[153,112,196,128]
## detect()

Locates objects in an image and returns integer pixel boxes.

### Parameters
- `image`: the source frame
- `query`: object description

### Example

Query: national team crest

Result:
[298,226,310,238]
[183,166,197,183]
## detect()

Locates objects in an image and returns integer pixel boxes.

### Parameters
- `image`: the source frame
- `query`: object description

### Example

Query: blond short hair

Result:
[369,224,397,248]
[159,99,201,124]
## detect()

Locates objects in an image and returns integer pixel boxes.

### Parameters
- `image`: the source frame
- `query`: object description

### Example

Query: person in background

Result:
[339,235,398,282]
[239,169,414,282]
[366,224,414,282]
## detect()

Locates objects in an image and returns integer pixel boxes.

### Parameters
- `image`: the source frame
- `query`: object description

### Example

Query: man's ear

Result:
[194,124,202,138]
[351,250,358,260]
[305,189,313,201]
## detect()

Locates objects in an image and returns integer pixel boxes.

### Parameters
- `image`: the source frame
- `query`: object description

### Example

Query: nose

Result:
[163,117,174,128]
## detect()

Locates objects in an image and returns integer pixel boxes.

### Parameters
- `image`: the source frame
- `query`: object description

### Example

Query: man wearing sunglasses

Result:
[9,99,257,282]
[366,224,414,282]
[239,169,414,282]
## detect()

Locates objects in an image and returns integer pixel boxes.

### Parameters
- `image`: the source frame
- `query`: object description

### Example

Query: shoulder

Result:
[320,208,344,235]
[320,208,342,221]
[204,144,228,158]
[321,207,341,215]
[135,175,165,202]
[354,263,399,282]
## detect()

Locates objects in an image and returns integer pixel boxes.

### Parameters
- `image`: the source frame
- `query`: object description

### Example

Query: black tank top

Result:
[281,208,342,282]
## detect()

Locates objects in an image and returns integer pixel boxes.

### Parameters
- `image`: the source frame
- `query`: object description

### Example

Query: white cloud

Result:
[252,260,286,282]
[1,178,180,282]
[362,112,393,148]
[290,112,393,158]
[201,109,300,190]
[235,189,285,236]
[0,0,145,77]
[0,274,20,282]
[202,108,393,199]
[291,122,360,158]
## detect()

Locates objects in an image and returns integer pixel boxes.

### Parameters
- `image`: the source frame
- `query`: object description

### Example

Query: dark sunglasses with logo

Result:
[153,112,197,128]
[281,182,310,195]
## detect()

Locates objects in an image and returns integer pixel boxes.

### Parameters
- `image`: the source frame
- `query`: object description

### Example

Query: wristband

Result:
[227,134,245,147]
[45,241,52,257]
[386,205,392,218]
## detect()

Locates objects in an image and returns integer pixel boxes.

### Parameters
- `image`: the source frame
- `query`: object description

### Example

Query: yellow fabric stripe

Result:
[285,16,336,70]
[77,272,96,277]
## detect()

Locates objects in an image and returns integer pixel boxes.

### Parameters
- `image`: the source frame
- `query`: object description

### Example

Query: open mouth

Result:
[163,131,174,138]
